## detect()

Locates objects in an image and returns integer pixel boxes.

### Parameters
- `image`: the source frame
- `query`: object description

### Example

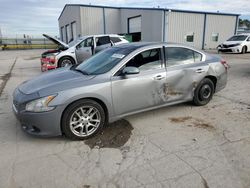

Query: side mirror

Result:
[122,66,140,75]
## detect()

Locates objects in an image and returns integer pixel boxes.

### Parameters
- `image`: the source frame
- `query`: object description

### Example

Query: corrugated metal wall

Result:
[59,5,238,49]
[104,8,121,34]
[120,9,163,42]
[58,6,81,42]
[166,11,205,49]
[204,14,236,49]
[80,7,104,35]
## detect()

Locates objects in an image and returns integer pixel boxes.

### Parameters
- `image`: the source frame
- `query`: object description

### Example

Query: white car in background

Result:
[218,34,250,53]
[41,34,129,71]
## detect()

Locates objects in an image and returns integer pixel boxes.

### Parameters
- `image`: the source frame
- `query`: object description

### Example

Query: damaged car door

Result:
[164,46,208,102]
[111,47,167,116]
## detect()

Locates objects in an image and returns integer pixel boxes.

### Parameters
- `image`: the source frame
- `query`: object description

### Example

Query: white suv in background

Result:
[41,34,129,71]
[218,34,250,53]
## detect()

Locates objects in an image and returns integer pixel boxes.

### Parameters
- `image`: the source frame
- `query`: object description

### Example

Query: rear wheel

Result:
[58,57,75,68]
[241,46,247,54]
[193,78,214,106]
[62,99,105,140]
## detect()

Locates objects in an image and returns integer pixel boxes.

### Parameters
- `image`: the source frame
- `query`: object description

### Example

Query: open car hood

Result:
[43,34,69,49]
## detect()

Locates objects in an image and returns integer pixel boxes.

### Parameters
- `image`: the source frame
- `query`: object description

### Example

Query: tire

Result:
[61,99,106,140]
[58,57,75,68]
[193,78,215,106]
[241,46,247,54]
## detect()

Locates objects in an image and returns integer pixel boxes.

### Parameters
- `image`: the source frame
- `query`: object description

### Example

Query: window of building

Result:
[60,26,64,41]
[186,33,194,42]
[71,22,77,41]
[165,47,202,66]
[212,33,219,42]
[65,24,72,43]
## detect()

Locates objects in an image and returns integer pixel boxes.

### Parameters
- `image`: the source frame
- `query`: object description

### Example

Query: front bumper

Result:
[218,46,242,53]
[13,103,64,137]
[41,58,56,72]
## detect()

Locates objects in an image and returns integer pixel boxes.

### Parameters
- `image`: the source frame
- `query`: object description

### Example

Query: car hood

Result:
[18,67,95,96]
[223,41,243,45]
[43,34,69,49]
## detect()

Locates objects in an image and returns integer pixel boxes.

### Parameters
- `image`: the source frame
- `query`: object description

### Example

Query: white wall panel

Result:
[80,7,104,35]
[204,14,236,49]
[166,11,204,49]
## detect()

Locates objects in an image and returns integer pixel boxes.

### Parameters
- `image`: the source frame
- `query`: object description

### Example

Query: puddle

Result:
[169,116,215,131]
[84,119,133,149]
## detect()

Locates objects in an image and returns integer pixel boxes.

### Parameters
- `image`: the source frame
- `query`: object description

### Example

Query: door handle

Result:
[154,75,165,80]
[195,69,205,73]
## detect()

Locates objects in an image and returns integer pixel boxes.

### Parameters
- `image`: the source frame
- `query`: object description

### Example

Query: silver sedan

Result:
[13,42,228,140]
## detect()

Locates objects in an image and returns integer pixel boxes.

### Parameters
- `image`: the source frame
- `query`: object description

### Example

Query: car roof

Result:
[113,42,197,50]
[235,33,250,36]
[79,34,124,39]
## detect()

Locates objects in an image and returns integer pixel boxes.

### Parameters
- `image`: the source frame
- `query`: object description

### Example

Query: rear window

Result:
[96,36,111,46]
[110,37,122,43]
[165,47,202,66]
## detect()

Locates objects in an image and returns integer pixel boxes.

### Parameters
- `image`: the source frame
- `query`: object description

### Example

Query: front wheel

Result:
[58,57,75,68]
[193,78,215,106]
[62,99,106,140]
[241,46,247,54]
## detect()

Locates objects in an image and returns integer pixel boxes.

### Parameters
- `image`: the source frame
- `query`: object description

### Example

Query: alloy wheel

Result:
[69,106,101,137]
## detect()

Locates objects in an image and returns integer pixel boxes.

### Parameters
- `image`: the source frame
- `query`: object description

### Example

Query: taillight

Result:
[220,59,229,71]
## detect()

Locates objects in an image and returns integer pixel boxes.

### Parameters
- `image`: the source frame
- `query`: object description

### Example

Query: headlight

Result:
[25,95,56,112]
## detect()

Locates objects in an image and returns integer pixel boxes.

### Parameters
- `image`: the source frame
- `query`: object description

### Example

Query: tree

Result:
[239,18,250,29]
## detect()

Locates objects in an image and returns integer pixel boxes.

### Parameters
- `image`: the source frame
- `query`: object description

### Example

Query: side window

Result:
[126,48,163,71]
[84,37,93,47]
[194,51,202,62]
[165,47,202,66]
[96,36,111,46]
[110,37,122,43]
[77,37,93,49]
[247,37,250,41]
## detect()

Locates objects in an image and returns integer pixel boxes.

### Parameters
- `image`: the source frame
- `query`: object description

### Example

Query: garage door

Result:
[128,16,141,33]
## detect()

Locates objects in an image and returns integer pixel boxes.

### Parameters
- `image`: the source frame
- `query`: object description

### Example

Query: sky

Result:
[0,0,249,38]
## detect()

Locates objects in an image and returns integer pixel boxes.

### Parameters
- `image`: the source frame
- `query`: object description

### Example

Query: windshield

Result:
[75,47,133,75]
[68,37,86,47]
[227,35,247,41]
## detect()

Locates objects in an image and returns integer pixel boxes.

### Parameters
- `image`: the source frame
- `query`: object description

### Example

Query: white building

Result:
[58,4,239,49]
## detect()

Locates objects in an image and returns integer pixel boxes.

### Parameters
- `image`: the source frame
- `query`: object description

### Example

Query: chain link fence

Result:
[0,38,57,50]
